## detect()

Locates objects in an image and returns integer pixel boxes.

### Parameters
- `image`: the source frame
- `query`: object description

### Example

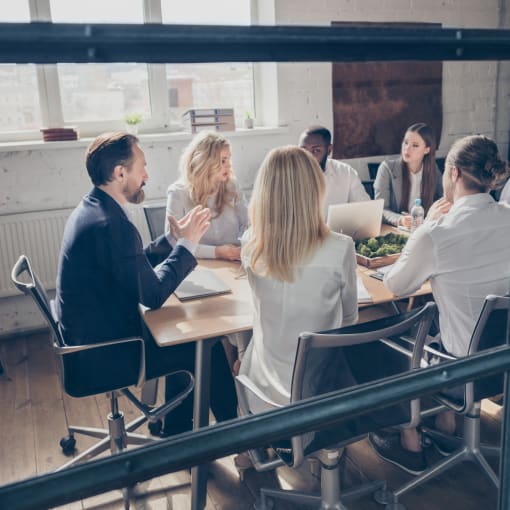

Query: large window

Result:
[161,0,254,126]
[0,4,42,132]
[0,0,255,140]
[51,0,152,124]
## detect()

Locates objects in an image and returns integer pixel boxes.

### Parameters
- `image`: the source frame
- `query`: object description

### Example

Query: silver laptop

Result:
[326,199,383,240]
[175,267,231,302]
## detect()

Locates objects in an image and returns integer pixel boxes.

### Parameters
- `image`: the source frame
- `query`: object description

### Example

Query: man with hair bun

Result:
[369,134,510,475]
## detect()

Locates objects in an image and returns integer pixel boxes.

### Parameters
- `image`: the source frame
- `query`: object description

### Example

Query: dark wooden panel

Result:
[332,22,442,159]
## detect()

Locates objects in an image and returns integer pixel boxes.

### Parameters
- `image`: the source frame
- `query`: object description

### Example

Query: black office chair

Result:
[236,302,437,510]
[367,162,381,181]
[385,294,509,509]
[435,157,446,174]
[143,204,167,241]
[11,255,194,506]
[362,180,375,199]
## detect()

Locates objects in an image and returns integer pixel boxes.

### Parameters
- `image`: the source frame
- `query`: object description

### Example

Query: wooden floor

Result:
[0,331,502,510]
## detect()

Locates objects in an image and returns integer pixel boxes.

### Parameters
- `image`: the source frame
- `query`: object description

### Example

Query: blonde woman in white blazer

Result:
[239,146,358,413]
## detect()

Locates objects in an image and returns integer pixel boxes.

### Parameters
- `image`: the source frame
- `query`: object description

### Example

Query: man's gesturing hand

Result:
[168,205,211,245]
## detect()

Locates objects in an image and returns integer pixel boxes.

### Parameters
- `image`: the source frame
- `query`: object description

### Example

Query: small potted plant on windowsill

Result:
[243,112,254,129]
[124,113,143,135]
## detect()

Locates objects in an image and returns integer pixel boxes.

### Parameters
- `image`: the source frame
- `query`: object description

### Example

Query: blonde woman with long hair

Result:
[166,131,249,260]
[239,146,358,413]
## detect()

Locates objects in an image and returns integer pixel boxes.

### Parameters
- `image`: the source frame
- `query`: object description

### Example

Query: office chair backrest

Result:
[11,255,64,346]
[367,162,380,180]
[143,205,166,241]
[282,302,437,467]
[11,255,143,397]
[435,157,446,174]
[465,294,510,405]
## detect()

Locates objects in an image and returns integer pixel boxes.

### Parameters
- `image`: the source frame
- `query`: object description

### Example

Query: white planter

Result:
[243,118,254,129]
[125,123,139,135]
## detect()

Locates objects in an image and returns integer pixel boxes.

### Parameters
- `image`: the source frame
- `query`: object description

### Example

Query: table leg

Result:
[191,337,213,510]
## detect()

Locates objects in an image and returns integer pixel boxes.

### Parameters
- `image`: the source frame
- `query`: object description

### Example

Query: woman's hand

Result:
[399,214,412,229]
[426,198,452,222]
[168,205,211,244]
[215,244,241,261]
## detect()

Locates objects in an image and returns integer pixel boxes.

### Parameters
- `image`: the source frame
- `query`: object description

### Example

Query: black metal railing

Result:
[0,345,509,510]
[0,24,510,63]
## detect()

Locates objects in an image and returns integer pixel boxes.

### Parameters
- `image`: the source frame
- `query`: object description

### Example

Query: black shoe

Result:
[419,425,461,457]
[368,432,427,475]
[429,434,460,457]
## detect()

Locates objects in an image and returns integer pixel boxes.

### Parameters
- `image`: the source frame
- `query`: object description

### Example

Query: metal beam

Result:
[1,23,510,63]
[0,345,509,510]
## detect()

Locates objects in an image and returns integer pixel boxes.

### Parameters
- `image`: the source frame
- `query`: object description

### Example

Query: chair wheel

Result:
[60,435,76,456]
[148,420,162,436]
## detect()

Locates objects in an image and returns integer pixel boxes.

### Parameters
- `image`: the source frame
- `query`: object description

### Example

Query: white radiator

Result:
[0,205,151,298]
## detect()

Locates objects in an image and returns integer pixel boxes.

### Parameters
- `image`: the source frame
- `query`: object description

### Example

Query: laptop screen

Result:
[326,199,383,240]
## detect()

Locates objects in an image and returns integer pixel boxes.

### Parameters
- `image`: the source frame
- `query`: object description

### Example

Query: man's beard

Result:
[319,152,328,171]
[125,187,145,204]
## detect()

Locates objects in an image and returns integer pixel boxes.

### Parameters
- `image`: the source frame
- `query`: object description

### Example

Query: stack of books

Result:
[182,108,235,134]
[40,127,79,142]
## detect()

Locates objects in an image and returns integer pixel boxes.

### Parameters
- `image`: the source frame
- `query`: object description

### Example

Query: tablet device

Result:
[369,271,385,281]
[174,267,231,301]
[326,199,383,240]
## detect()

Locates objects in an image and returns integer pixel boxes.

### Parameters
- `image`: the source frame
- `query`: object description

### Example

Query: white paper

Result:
[357,276,372,303]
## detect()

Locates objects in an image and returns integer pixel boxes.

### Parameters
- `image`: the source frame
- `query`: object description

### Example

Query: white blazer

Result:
[239,231,358,413]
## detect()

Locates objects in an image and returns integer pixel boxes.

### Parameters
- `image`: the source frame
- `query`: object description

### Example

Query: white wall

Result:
[1,0,509,335]
[265,0,510,169]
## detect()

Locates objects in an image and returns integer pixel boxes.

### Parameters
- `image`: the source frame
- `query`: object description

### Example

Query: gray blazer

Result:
[374,158,443,226]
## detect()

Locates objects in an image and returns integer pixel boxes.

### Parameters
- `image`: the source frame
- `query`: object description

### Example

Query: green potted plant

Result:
[243,111,254,129]
[124,113,143,135]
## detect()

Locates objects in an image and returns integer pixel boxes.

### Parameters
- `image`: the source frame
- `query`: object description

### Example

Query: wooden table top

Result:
[142,245,431,347]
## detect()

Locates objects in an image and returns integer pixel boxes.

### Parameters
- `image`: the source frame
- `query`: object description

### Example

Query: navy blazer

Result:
[55,187,197,345]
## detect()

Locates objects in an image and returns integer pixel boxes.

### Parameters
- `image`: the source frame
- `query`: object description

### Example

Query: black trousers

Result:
[144,333,238,435]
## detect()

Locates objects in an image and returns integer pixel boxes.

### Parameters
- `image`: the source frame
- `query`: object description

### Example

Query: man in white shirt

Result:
[369,134,510,475]
[299,126,370,217]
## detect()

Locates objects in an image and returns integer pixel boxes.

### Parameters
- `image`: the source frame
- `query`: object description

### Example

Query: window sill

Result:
[0,126,288,153]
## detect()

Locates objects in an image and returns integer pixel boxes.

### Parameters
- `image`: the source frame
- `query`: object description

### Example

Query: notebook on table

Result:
[174,267,231,302]
[326,199,384,240]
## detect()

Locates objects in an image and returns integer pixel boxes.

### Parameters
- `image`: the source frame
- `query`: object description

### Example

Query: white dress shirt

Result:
[500,179,510,203]
[166,180,249,259]
[323,159,370,218]
[239,231,358,413]
[384,193,510,357]
[408,169,423,212]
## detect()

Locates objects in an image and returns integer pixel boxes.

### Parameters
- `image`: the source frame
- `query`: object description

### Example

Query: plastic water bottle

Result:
[410,198,424,232]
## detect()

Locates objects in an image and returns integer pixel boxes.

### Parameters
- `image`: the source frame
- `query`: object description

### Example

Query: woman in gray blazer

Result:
[374,123,443,227]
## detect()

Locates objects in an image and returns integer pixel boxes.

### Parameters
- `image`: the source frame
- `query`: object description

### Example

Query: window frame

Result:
[0,0,264,142]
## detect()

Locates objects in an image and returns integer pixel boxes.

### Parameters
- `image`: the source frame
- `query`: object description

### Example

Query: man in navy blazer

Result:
[56,132,238,436]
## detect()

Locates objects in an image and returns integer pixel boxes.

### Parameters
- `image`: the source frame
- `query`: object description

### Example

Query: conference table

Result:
[141,236,431,510]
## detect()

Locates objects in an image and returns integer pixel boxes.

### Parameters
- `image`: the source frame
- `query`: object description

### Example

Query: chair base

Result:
[56,376,193,472]
[386,410,499,510]
[255,448,386,510]
[56,410,156,471]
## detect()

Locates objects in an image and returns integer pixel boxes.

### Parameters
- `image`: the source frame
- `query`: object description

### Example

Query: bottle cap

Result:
[415,198,422,206]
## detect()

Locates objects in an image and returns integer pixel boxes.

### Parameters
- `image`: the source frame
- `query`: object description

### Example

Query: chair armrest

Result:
[53,336,144,356]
